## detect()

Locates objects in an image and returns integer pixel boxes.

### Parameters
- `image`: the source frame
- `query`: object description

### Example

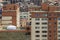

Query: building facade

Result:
[31,11,48,40]
[20,12,31,31]
[31,3,60,40]
[2,4,20,30]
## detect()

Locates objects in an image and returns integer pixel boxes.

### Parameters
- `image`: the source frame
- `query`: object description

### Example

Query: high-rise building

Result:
[31,11,48,40]
[31,3,60,40]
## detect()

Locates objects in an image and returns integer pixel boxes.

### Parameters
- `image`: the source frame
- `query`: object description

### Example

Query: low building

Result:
[2,4,20,30]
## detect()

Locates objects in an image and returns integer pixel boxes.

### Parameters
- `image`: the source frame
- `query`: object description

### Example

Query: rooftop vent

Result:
[7,25,16,30]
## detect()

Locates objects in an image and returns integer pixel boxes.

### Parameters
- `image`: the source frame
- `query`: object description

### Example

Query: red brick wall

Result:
[41,3,48,11]
[2,4,18,26]
[3,4,19,10]
[2,11,16,26]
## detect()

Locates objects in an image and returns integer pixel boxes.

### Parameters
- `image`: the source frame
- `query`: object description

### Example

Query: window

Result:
[35,27,40,29]
[35,22,40,25]
[42,31,47,33]
[24,16,26,18]
[42,22,47,25]
[29,22,31,25]
[35,31,40,33]
[49,35,51,37]
[35,35,40,37]
[35,18,40,20]
[58,18,60,20]
[42,35,47,37]
[59,23,60,24]
[43,14,47,16]
[58,35,60,37]
[42,27,47,29]
[30,18,31,20]
[58,26,60,28]
[42,18,48,20]
[0,10,1,12]
[35,13,40,17]
[20,16,22,18]
[58,31,60,33]
[0,17,2,19]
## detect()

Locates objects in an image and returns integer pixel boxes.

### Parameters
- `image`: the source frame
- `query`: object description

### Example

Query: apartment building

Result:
[20,12,31,31]
[20,12,29,29]
[2,4,20,30]
[30,3,60,40]
[31,11,48,40]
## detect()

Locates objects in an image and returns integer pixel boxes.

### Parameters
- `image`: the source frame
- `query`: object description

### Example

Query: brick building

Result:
[2,4,20,30]
[31,3,60,40]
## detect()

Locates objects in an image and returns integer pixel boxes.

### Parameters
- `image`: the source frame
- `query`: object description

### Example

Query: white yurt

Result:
[7,25,16,30]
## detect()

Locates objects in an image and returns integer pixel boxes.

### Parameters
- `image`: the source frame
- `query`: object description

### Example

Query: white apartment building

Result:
[20,12,31,30]
[31,11,48,40]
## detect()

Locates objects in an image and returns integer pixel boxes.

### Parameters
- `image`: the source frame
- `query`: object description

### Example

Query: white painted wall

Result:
[31,18,48,40]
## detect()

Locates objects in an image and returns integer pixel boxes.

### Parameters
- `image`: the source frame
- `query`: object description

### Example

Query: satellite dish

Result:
[7,25,16,30]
